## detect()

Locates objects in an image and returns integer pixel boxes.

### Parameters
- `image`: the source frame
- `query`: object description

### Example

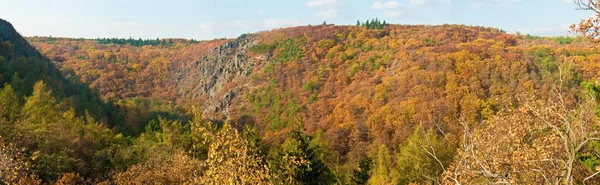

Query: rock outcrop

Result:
[175,33,262,119]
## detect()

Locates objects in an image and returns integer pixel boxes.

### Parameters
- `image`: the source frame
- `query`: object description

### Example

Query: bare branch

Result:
[584,170,600,184]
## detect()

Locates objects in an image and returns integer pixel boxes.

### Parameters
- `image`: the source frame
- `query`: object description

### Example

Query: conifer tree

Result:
[368,145,395,185]
[22,81,59,124]
[272,130,334,185]
[0,84,21,121]
[352,156,372,185]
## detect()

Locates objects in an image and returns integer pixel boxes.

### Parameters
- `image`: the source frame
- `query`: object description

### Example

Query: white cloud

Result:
[264,19,302,29]
[372,1,408,18]
[441,0,451,3]
[372,1,401,10]
[410,0,428,5]
[306,0,337,7]
[313,9,339,19]
[257,9,266,15]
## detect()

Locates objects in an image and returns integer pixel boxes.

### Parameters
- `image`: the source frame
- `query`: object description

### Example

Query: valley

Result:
[2,1,600,184]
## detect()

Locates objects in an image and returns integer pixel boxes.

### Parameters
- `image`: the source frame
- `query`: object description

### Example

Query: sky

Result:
[0,0,593,40]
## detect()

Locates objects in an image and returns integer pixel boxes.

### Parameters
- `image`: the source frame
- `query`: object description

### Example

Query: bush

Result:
[249,43,275,54]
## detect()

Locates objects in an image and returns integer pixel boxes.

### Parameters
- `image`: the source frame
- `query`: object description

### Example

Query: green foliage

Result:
[422,38,436,46]
[526,34,543,40]
[529,47,557,75]
[272,130,335,185]
[583,81,600,101]
[0,84,21,121]
[368,145,395,185]
[581,81,600,116]
[0,20,113,123]
[22,81,60,124]
[302,80,319,92]
[308,93,319,103]
[358,18,388,30]
[348,63,360,78]
[524,34,574,44]
[554,36,574,44]
[396,126,453,184]
[352,157,372,185]
[249,43,276,54]
[247,79,305,130]
[274,37,306,63]
[114,97,190,136]
[577,141,600,173]
[94,37,197,47]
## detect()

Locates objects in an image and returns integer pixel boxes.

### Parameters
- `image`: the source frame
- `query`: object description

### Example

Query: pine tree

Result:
[9,73,25,96]
[356,20,360,26]
[371,18,376,29]
[352,156,372,185]
[273,130,334,185]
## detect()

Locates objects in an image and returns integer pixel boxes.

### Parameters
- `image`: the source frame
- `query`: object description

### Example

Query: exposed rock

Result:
[175,34,262,119]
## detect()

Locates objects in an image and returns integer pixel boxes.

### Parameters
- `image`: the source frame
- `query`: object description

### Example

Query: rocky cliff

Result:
[175,33,265,119]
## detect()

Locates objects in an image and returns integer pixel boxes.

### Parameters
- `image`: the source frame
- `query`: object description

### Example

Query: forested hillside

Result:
[4,6,600,184]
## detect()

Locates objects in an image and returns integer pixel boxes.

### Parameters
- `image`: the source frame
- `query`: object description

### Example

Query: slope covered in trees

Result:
[5,11,600,184]
[0,19,110,120]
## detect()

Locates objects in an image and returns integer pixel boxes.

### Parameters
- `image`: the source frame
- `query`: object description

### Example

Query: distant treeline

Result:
[28,36,203,47]
[94,37,200,47]
[356,18,389,30]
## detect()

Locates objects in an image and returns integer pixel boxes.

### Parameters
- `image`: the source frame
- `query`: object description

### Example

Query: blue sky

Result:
[0,0,592,40]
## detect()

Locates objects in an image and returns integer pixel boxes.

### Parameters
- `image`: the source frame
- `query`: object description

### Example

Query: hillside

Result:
[6,17,600,184]
[0,18,122,183]
[29,24,597,143]
[0,19,110,120]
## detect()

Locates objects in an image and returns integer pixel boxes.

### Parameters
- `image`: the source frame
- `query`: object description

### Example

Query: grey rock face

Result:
[175,34,263,119]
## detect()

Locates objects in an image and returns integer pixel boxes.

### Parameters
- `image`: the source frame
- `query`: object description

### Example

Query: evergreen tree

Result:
[0,84,21,121]
[359,18,388,30]
[9,73,25,95]
[273,130,334,185]
[352,156,372,185]
[371,18,376,29]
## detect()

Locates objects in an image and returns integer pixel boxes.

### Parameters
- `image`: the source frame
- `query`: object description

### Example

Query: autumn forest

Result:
[3,1,600,185]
